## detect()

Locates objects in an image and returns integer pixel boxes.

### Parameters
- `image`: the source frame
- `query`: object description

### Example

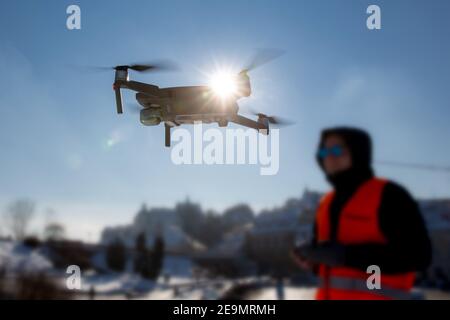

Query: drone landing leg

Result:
[114,87,123,114]
[165,124,171,147]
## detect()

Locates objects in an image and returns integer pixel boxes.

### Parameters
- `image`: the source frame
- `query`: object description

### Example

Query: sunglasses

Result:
[318,145,345,159]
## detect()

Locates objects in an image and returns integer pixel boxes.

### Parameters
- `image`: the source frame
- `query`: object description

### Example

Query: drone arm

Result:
[122,81,160,96]
[229,115,267,132]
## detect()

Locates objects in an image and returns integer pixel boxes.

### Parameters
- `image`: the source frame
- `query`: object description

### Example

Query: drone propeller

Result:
[81,60,179,73]
[79,61,177,114]
[239,48,285,74]
[240,106,294,127]
[260,114,294,127]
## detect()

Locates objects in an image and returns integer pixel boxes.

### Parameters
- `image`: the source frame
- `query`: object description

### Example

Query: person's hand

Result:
[303,242,346,267]
[290,249,314,270]
[290,242,316,270]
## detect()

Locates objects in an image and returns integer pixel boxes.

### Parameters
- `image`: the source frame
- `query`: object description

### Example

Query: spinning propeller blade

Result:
[240,48,285,73]
[240,106,295,127]
[80,60,178,73]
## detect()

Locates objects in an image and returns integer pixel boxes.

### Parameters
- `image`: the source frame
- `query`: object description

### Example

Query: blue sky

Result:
[1,0,450,240]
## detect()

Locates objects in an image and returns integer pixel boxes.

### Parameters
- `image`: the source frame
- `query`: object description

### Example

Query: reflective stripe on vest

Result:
[319,276,413,300]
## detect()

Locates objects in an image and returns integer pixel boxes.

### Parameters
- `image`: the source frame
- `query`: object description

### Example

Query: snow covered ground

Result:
[78,273,234,300]
[80,272,155,294]
[0,240,52,274]
[1,240,449,300]
[247,286,316,300]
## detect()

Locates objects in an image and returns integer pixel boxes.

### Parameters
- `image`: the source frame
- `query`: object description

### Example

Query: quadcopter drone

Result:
[94,49,290,147]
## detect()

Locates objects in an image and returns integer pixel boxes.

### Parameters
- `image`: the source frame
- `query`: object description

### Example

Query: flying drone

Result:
[93,49,290,147]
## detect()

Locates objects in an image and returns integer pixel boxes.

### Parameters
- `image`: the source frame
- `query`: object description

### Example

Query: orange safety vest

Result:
[315,177,416,300]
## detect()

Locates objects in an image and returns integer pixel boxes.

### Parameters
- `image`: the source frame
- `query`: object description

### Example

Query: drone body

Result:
[108,50,287,147]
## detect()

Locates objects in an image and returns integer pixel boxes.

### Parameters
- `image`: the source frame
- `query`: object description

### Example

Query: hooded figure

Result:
[293,126,432,299]
[316,127,376,244]
[317,127,373,184]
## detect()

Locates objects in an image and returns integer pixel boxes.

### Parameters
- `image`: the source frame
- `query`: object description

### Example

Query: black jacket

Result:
[312,127,432,274]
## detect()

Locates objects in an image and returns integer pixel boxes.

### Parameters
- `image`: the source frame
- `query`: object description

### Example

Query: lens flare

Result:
[209,71,237,99]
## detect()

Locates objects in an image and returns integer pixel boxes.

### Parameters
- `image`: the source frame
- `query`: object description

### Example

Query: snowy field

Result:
[247,287,316,300]
[0,241,52,274]
[1,240,449,300]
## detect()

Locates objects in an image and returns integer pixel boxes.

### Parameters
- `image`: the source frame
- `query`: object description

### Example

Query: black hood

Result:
[316,126,374,189]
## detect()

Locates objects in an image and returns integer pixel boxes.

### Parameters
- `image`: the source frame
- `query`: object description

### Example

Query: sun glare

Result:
[209,70,238,99]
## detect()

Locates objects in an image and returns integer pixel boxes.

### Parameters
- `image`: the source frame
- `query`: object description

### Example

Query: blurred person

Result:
[88,285,96,300]
[292,127,432,300]
[276,276,285,300]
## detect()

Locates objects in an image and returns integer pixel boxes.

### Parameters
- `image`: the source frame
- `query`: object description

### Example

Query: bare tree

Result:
[42,208,65,241]
[4,199,35,240]
[44,223,66,241]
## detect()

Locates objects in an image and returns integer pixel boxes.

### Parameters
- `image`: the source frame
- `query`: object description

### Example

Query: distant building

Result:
[100,204,205,255]
[245,189,323,275]
[193,223,256,277]
[418,199,450,283]
[222,204,255,231]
